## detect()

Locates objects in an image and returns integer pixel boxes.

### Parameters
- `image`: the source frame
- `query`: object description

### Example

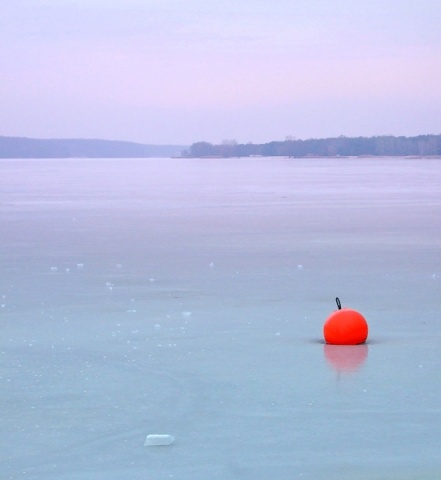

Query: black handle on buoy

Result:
[336,297,342,310]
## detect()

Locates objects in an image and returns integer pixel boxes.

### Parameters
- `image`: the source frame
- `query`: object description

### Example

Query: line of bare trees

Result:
[183,134,441,158]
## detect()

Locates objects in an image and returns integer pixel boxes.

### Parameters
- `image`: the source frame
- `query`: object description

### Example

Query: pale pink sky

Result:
[1,0,441,144]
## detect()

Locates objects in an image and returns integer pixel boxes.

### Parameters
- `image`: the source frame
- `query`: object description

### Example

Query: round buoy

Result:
[323,297,368,345]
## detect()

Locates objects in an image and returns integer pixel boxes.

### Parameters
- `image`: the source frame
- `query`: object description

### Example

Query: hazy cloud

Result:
[1,0,440,143]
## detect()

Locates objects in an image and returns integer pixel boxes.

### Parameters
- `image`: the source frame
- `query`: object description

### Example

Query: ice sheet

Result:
[1,157,441,479]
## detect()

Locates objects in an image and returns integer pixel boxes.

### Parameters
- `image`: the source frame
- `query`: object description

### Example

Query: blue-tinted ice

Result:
[1,157,440,479]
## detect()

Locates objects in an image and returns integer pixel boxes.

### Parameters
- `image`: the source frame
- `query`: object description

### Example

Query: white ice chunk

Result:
[297,264,303,270]
[182,311,192,317]
[144,434,175,446]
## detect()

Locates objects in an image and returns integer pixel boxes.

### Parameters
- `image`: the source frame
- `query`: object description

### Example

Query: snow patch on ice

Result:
[144,434,175,446]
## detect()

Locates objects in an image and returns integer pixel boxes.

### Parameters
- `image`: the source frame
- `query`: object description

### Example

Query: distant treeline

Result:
[2,134,441,159]
[183,134,441,158]
[0,136,186,158]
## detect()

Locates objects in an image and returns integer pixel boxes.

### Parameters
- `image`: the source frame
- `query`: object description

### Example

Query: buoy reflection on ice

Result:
[324,343,368,373]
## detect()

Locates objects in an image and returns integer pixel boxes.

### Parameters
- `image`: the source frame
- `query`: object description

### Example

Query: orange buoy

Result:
[323,297,368,345]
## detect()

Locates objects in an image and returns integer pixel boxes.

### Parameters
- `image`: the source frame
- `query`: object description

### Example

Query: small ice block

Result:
[144,434,175,446]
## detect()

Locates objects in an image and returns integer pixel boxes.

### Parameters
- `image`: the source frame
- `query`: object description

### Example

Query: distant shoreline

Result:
[185,156,441,160]
[183,134,441,158]
[1,134,440,159]
[0,135,187,159]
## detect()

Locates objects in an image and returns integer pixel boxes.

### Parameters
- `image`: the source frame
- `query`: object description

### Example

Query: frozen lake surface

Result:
[1,157,441,479]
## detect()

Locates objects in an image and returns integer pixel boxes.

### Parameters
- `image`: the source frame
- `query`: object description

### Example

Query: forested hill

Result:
[2,134,441,159]
[184,134,441,158]
[0,136,186,158]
